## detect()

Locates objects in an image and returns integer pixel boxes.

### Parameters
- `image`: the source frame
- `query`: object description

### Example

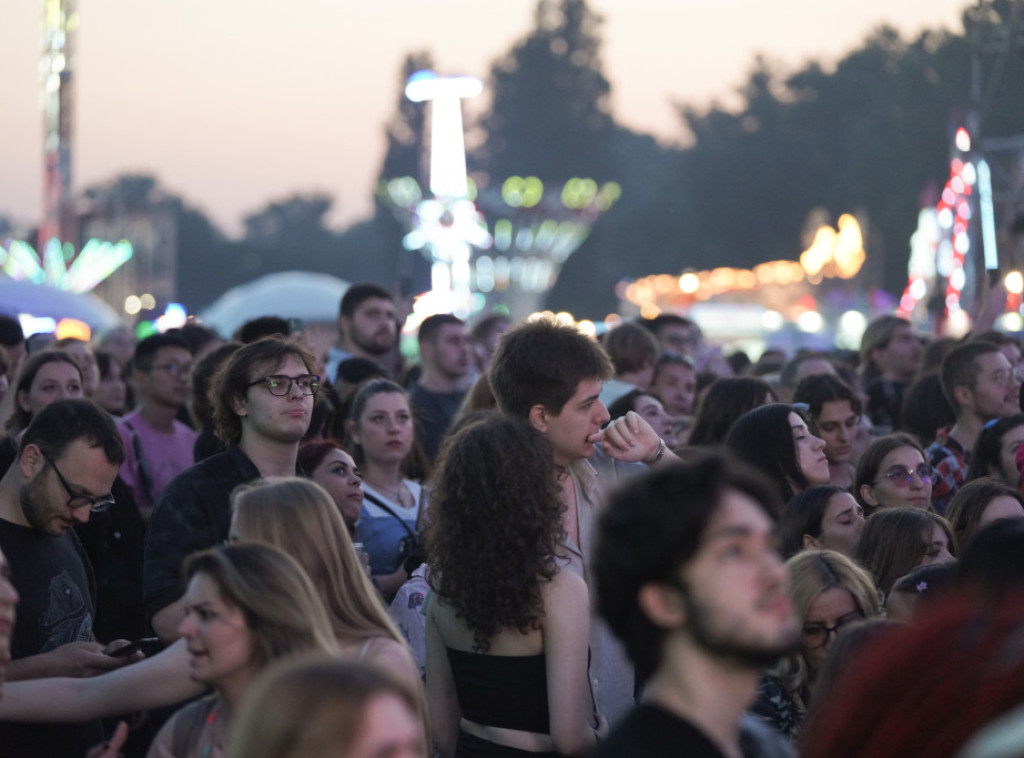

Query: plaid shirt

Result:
[925,431,969,515]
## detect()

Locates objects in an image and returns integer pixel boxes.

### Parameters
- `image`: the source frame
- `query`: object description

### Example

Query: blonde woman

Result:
[229,477,419,691]
[227,656,427,758]
[750,550,881,740]
[147,543,337,757]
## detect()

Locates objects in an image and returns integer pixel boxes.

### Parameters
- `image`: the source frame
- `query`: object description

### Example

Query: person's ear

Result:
[16,390,31,415]
[953,383,974,412]
[528,404,549,434]
[859,484,879,507]
[803,533,823,550]
[230,392,248,417]
[346,419,361,447]
[637,582,686,629]
[18,442,45,479]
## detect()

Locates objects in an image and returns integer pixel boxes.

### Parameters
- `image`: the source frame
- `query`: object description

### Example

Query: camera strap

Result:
[363,491,419,540]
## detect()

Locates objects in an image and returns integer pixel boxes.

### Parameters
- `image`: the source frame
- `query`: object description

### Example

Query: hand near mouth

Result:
[595,411,679,465]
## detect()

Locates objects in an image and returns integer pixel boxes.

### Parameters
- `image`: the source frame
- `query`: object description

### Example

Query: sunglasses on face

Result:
[874,463,939,487]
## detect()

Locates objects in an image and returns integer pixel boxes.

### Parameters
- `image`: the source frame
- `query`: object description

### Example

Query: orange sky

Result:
[0,1,969,236]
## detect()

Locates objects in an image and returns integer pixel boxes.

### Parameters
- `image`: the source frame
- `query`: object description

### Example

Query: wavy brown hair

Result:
[424,412,565,651]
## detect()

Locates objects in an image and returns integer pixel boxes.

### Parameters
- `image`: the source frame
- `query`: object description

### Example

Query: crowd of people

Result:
[1,284,1024,757]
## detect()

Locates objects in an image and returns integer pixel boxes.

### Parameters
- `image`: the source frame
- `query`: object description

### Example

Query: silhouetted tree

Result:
[476,0,615,182]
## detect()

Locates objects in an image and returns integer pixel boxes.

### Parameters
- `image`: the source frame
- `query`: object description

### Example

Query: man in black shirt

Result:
[408,313,471,460]
[592,454,798,757]
[0,399,131,755]
[144,336,317,642]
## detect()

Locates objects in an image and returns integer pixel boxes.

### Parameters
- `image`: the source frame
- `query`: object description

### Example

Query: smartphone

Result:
[107,637,160,657]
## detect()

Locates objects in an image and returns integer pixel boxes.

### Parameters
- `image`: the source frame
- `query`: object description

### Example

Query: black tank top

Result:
[446,647,551,733]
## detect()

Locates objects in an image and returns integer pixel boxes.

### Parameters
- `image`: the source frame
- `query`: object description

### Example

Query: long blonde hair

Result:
[183,543,338,669]
[231,477,405,647]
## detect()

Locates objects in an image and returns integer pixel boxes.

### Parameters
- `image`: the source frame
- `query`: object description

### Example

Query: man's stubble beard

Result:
[681,582,799,671]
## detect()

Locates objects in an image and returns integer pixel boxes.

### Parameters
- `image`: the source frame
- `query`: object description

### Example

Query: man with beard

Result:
[0,399,132,754]
[593,453,798,757]
[144,336,318,642]
[927,341,1023,514]
[325,282,400,383]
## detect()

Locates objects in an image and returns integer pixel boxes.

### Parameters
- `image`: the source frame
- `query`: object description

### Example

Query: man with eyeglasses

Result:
[144,336,319,643]
[592,453,796,757]
[118,333,197,522]
[0,398,136,755]
[927,340,1023,514]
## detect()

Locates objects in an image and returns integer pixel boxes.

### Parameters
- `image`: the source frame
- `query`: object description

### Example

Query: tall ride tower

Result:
[39,0,77,248]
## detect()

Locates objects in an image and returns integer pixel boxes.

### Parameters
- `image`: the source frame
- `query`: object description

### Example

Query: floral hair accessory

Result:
[916,581,928,593]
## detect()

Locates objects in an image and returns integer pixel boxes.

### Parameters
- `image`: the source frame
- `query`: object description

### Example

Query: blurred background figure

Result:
[779,485,865,560]
[607,389,679,450]
[227,657,427,758]
[856,508,956,598]
[92,351,128,418]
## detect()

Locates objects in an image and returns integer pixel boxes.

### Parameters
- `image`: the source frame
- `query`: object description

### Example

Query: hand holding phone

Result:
[105,637,159,657]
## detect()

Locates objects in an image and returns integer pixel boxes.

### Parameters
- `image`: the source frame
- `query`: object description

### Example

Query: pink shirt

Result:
[118,410,198,514]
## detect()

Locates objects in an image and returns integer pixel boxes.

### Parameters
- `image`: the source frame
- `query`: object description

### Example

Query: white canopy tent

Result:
[197,271,350,338]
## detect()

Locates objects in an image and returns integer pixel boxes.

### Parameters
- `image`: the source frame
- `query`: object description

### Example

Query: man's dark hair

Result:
[594,452,780,682]
[179,323,222,355]
[21,398,125,465]
[0,314,25,347]
[940,341,1001,412]
[235,316,290,344]
[212,336,316,445]
[641,313,696,337]
[899,371,956,447]
[489,319,612,419]
[780,352,834,395]
[335,357,388,387]
[339,283,393,318]
[793,373,862,419]
[132,333,192,373]
[652,353,696,384]
[469,313,511,343]
[601,321,659,375]
[417,314,463,346]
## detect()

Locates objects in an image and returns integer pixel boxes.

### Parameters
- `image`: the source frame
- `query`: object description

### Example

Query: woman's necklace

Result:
[365,478,413,509]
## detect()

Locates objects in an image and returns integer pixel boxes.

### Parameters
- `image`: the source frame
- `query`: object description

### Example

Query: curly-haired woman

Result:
[424,412,602,757]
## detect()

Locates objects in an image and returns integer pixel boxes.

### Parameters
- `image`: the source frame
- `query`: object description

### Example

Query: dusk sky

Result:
[1,1,970,237]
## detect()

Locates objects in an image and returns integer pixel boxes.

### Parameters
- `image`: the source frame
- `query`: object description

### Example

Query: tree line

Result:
[64,1,1024,318]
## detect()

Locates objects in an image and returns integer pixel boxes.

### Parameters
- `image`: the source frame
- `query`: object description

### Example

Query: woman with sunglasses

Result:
[854,433,939,516]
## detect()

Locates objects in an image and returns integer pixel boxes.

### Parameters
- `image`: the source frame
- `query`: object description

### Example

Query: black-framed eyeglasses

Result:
[43,455,115,513]
[247,374,320,396]
[874,463,939,488]
[801,613,863,649]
